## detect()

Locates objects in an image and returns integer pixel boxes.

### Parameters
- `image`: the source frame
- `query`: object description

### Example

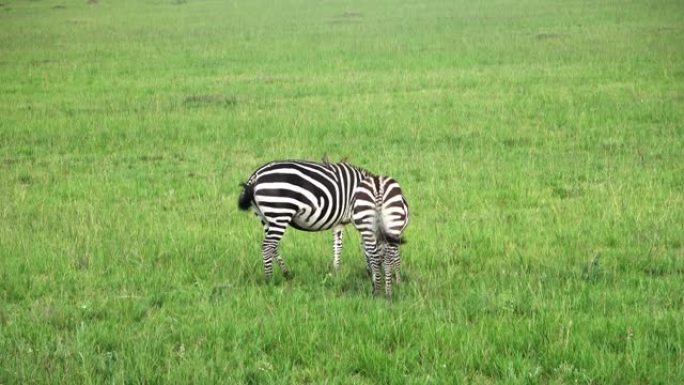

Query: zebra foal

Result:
[352,175,409,297]
[238,159,372,280]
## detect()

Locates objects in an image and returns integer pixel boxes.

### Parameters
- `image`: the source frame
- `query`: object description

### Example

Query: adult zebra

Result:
[352,175,409,297]
[238,159,373,280]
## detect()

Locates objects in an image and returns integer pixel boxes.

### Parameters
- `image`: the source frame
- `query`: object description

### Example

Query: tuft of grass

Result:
[182,94,238,109]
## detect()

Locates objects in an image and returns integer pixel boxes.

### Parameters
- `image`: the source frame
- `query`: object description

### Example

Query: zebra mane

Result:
[321,154,331,164]
[353,164,375,178]
[343,161,375,179]
[321,155,375,178]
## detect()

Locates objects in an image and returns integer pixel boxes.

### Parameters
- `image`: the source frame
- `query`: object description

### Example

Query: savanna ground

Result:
[1,0,683,383]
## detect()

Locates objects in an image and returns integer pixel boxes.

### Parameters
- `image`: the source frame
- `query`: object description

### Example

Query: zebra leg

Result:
[383,243,394,298]
[262,225,291,280]
[332,224,344,272]
[362,241,379,277]
[360,234,381,296]
[386,243,401,284]
[362,246,372,277]
[275,254,293,280]
[370,252,382,296]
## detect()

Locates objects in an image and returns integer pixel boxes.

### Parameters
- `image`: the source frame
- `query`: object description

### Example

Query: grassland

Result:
[1,0,683,383]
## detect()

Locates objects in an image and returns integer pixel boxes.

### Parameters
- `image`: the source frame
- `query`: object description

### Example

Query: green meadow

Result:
[1,0,683,383]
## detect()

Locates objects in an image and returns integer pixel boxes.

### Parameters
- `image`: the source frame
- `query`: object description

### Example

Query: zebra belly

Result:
[290,211,335,232]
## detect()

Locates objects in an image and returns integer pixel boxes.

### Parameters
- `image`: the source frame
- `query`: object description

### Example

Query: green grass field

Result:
[1,0,683,383]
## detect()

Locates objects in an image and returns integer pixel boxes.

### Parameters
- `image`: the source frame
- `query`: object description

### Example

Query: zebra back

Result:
[240,159,372,231]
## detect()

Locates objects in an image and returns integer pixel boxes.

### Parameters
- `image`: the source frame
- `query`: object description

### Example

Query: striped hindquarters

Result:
[352,175,409,244]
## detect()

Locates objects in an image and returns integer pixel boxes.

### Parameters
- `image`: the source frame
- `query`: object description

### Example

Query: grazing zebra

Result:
[238,159,373,280]
[352,175,409,297]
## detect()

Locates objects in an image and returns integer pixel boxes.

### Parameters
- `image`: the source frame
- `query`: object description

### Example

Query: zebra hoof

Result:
[283,271,294,280]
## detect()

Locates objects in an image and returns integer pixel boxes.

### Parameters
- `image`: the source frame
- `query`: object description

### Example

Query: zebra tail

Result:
[377,212,406,245]
[238,182,254,211]
[385,234,407,245]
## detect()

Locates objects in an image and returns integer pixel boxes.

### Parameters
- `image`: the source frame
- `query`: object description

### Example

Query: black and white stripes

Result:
[238,160,371,280]
[351,175,409,297]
